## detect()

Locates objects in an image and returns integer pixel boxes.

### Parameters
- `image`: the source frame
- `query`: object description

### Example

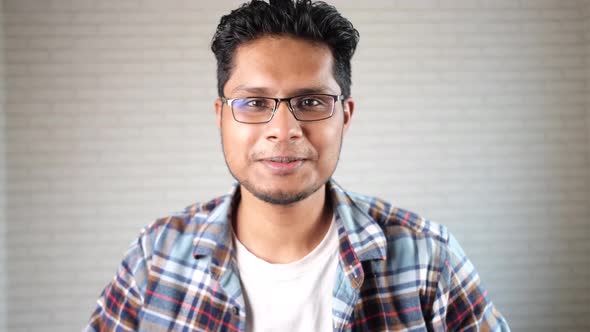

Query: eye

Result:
[300,98,322,107]
[234,98,273,111]
[295,95,331,112]
[246,99,268,108]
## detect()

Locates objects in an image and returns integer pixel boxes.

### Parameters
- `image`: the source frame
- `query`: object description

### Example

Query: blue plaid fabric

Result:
[86,179,510,331]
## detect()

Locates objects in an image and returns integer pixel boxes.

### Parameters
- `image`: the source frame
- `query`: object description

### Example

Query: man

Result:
[86,0,511,331]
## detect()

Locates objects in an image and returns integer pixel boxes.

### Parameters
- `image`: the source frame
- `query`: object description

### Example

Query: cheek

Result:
[221,119,256,162]
[310,124,343,162]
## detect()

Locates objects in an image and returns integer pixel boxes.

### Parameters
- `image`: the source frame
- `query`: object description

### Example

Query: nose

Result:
[264,100,303,142]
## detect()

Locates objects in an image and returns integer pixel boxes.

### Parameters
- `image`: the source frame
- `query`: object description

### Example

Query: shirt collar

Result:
[327,179,387,262]
[192,183,240,279]
[192,179,387,280]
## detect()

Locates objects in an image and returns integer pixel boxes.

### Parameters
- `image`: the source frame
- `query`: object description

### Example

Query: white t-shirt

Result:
[233,218,339,332]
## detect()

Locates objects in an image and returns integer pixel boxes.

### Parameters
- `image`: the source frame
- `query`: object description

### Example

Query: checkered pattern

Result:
[85,179,510,331]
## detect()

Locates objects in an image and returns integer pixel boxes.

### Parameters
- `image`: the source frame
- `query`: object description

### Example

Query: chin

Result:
[240,178,325,206]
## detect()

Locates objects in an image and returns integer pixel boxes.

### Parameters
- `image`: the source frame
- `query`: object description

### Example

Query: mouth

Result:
[259,156,306,174]
[265,156,305,163]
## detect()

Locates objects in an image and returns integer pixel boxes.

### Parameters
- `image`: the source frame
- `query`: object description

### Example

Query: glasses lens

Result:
[232,98,274,123]
[291,94,335,121]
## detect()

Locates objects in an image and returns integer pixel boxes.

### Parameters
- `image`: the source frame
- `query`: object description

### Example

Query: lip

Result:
[260,157,305,175]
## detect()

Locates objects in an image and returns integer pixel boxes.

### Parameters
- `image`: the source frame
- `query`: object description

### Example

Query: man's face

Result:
[215,35,354,205]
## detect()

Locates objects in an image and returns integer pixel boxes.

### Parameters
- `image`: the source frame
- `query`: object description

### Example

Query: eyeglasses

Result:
[221,94,344,124]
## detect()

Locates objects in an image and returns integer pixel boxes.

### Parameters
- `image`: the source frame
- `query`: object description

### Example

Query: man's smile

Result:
[259,156,306,175]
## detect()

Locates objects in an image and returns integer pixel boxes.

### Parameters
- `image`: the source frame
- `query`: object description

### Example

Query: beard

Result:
[220,134,343,207]
[238,177,325,205]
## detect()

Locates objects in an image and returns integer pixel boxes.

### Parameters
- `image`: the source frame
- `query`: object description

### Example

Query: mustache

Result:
[251,144,317,162]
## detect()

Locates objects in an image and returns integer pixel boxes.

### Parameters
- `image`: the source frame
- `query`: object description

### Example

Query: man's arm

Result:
[431,232,511,331]
[84,232,151,332]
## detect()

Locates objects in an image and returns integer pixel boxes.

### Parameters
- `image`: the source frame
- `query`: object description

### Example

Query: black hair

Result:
[211,0,359,98]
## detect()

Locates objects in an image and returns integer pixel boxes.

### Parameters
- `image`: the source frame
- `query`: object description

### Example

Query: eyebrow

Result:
[229,85,337,97]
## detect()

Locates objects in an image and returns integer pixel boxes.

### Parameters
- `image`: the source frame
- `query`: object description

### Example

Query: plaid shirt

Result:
[86,179,510,331]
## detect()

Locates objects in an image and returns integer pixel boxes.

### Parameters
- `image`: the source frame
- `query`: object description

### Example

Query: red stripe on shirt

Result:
[401,211,410,227]
[103,290,138,331]
[345,305,422,328]
[448,289,489,329]
[145,288,241,332]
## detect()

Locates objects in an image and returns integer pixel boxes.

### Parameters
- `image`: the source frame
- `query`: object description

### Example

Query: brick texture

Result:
[586,1,590,212]
[1,1,7,331]
[3,0,590,331]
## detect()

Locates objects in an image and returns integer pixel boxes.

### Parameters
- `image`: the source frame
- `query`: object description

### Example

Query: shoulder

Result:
[133,193,230,259]
[147,195,225,233]
[345,191,450,246]
[342,190,459,272]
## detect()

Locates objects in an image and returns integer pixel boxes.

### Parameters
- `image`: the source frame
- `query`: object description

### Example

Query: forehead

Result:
[225,35,339,96]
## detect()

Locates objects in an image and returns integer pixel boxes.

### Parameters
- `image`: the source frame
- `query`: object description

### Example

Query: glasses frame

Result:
[221,93,345,124]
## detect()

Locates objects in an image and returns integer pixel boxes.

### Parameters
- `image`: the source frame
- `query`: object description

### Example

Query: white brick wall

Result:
[586,0,590,212]
[0,1,7,331]
[2,0,590,331]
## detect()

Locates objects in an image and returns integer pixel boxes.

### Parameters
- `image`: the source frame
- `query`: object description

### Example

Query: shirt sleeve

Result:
[431,232,511,332]
[84,229,151,332]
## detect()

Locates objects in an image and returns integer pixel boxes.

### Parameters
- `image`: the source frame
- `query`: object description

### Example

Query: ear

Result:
[215,98,224,129]
[341,97,354,134]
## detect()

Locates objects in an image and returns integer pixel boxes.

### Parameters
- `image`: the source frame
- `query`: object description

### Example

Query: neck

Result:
[234,184,333,264]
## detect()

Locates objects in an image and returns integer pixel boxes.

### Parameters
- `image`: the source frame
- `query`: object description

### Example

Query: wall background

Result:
[2,0,589,331]
[588,2,590,203]
[0,1,6,331]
